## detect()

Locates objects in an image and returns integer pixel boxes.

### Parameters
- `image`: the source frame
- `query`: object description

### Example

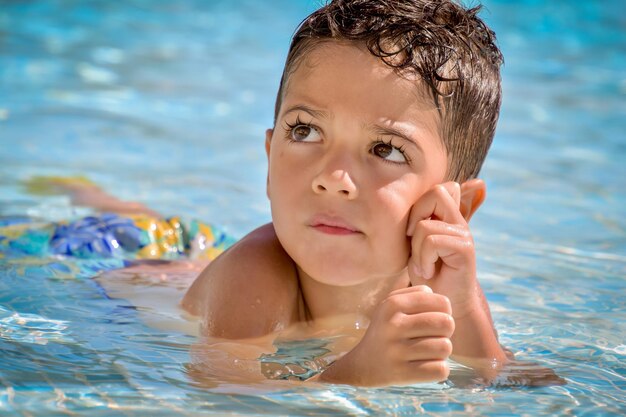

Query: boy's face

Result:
[266,42,447,287]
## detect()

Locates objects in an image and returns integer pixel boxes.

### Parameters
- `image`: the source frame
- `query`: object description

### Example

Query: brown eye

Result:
[371,141,407,163]
[288,124,321,142]
[292,125,312,141]
[372,143,393,158]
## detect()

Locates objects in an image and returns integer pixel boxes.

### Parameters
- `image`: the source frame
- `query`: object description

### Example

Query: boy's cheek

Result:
[388,237,412,273]
[385,220,413,266]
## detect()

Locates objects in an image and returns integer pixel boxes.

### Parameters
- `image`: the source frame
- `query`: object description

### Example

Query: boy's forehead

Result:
[285,41,437,109]
[281,42,441,138]
[295,42,401,80]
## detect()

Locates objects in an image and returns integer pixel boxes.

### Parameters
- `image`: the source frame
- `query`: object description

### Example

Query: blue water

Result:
[1,0,625,416]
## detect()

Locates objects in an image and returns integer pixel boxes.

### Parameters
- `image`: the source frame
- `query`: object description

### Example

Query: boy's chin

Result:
[299,262,407,288]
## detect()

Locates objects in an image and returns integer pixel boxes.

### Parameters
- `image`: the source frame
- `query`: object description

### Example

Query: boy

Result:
[15,0,550,387]
[182,0,509,386]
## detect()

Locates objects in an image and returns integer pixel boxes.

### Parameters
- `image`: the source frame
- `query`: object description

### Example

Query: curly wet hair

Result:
[274,0,504,182]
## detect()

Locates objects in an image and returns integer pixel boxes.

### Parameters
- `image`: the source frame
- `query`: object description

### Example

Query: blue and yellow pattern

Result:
[0,213,236,261]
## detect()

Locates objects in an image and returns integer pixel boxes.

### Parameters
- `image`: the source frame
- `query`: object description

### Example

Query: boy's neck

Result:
[295,265,410,325]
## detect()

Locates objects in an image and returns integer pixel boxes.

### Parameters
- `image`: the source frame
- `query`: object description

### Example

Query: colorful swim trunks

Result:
[0,213,237,261]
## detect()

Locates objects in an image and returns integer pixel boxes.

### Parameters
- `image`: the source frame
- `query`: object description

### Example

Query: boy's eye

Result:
[289,124,321,142]
[371,141,408,163]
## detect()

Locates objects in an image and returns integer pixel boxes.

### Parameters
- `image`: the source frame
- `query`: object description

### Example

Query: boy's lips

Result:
[309,215,361,235]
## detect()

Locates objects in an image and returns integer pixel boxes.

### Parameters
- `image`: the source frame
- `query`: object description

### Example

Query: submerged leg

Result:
[23,175,161,217]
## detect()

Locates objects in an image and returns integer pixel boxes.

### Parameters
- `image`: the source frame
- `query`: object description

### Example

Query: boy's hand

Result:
[405,181,509,370]
[406,181,481,319]
[318,285,454,386]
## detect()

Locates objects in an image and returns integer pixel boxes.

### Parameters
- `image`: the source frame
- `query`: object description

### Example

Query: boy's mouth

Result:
[310,215,361,236]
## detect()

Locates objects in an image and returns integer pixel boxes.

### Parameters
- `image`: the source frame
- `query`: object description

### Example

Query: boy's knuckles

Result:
[422,360,450,382]
[423,293,452,314]
[414,219,430,234]
[437,338,453,358]
[443,314,455,336]
[424,234,440,249]
[416,293,452,315]
[433,184,448,196]
[420,312,455,335]
[380,294,404,314]
[439,295,453,315]
[434,360,451,381]
[381,290,451,317]
[383,290,423,312]
[442,181,461,197]
[411,284,432,293]
[409,360,450,383]
[388,312,407,332]
[406,337,452,359]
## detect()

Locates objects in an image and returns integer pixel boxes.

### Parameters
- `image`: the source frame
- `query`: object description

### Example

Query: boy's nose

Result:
[312,168,358,200]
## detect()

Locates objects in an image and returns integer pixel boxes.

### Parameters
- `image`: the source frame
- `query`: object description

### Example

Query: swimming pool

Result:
[1,0,624,415]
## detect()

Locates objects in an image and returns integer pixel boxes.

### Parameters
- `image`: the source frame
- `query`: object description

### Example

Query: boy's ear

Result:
[459,178,486,222]
[265,128,273,158]
[265,129,273,199]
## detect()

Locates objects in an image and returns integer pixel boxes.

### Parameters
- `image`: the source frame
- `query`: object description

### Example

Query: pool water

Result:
[1,0,624,416]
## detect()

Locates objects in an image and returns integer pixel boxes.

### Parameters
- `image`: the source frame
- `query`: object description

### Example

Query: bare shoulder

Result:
[181,223,301,339]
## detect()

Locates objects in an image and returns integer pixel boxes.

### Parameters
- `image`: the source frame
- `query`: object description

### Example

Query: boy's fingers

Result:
[410,220,469,256]
[394,312,455,339]
[407,182,465,235]
[442,181,461,207]
[404,337,453,361]
[408,219,470,283]
[408,234,474,285]
[406,360,450,383]
[410,284,433,293]
[418,235,471,279]
[388,284,432,296]
[383,290,451,315]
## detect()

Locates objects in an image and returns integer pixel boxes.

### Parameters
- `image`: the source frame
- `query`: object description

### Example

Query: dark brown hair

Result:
[274,0,503,181]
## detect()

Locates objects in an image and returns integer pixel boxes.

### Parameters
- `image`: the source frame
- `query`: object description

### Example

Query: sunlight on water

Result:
[0,0,624,416]
[0,305,73,345]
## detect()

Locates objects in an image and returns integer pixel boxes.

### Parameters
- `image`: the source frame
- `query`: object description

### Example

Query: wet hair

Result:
[273,0,503,181]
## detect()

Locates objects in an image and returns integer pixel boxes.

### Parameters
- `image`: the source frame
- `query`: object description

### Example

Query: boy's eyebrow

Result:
[281,104,330,120]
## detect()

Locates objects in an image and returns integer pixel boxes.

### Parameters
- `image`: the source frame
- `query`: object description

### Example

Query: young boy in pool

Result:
[22,0,521,387]
[181,0,509,386]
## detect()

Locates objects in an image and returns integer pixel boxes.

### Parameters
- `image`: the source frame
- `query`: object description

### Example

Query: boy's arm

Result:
[406,182,508,374]
[182,223,301,339]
